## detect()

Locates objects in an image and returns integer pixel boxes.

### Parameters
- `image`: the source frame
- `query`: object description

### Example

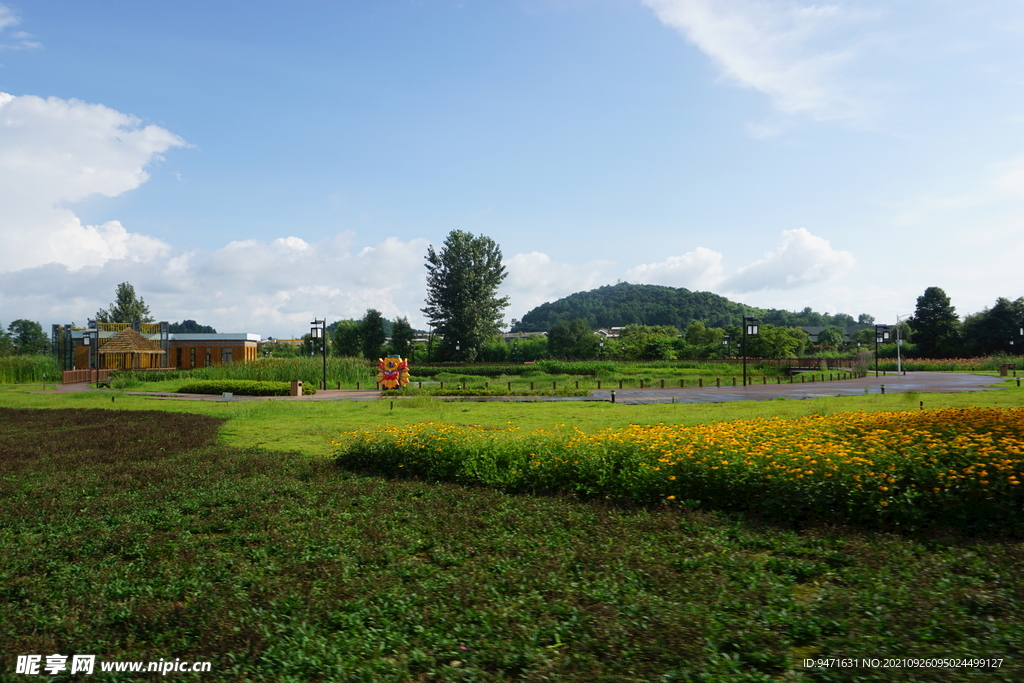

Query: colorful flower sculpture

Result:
[377,355,410,389]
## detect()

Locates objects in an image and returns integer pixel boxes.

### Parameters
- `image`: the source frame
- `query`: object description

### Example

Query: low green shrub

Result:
[176,379,317,396]
[382,387,590,398]
[409,364,535,377]
[114,357,373,386]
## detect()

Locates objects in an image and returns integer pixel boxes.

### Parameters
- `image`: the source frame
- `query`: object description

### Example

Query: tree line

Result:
[886,286,1024,358]
[8,243,1022,364]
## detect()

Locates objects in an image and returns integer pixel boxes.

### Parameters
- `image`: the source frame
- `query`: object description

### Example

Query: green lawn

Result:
[2,406,1022,681]
[2,377,1021,458]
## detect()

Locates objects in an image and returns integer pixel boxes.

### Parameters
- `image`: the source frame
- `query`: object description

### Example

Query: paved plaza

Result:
[33,371,1010,405]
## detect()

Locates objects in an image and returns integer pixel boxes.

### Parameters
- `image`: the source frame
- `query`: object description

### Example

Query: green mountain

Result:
[511,283,862,332]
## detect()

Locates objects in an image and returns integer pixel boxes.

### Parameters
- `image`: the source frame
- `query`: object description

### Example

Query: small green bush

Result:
[176,380,317,396]
[382,387,590,398]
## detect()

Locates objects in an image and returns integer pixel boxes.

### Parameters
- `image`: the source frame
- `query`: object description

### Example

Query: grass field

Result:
[2,378,1022,458]
[2,380,1023,680]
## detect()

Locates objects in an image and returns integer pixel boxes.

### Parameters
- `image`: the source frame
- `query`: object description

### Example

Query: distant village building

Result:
[503,331,547,343]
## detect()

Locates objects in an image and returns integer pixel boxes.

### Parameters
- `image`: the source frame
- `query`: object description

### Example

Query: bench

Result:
[96,376,112,388]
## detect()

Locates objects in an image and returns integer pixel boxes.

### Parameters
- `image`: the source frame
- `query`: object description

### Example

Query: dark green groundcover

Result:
[2,407,1022,682]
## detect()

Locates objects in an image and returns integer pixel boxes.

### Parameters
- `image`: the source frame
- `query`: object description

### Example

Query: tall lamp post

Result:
[874,324,890,377]
[310,319,327,390]
[742,316,759,387]
[85,318,99,385]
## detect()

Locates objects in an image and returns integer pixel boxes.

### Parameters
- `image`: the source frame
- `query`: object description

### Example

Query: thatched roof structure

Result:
[98,327,166,355]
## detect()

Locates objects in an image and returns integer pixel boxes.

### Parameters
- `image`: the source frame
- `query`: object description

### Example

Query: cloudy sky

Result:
[2,0,1023,337]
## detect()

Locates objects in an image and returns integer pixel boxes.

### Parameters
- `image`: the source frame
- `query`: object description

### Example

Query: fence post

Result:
[640,379,645,389]
[699,378,703,387]
[660,379,665,388]
[553,381,557,390]
[530,381,534,390]
[508,381,512,391]
[680,379,684,388]
[716,378,720,387]
[619,380,623,389]
[357,381,360,390]
[732,377,736,386]
[597,380,601,389]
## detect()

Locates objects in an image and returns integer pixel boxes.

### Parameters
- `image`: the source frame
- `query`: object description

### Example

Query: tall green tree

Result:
[360,309,388,360]
[961,297,1024,355]
[168,320,216,333]
[8,319,49,355]
[910,287,961,358]
[390,317,415,359]
[746,324,806,358]
[548,319,599,359]
[332,319,362,357]
[422,231,510,362]
[816,327,846,350]
[96,282,154,323]
[0,324,12,356]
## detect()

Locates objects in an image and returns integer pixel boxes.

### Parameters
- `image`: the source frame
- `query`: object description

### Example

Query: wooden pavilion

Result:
[98,327,167,369]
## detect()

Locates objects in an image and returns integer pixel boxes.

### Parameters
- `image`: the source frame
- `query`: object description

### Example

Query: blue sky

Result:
[2,0,1023,338]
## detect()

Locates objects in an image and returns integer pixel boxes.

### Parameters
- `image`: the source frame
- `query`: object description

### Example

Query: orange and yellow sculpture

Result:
[377,355,410,389]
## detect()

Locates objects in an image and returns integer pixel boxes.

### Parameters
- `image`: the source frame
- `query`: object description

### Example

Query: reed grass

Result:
[0,355,61,384]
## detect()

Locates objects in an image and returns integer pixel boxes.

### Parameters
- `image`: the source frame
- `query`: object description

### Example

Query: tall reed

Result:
[0,356,61,384]
[114,357,376,386]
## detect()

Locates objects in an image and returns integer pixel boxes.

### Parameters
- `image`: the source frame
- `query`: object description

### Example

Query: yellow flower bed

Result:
[334,408,1024,529]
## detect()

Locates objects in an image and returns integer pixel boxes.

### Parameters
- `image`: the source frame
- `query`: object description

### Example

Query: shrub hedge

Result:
[176,379,317,396]
[381,387,591,398]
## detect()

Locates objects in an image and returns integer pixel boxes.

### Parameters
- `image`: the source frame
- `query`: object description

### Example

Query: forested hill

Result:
[511,283,864,332]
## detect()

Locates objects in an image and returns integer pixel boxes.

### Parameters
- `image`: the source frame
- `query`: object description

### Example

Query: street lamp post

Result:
[874,324,891,378]
[455,341,460,363]
[86,318,98,386]
[310,319,327,390]
[742,316,759,387]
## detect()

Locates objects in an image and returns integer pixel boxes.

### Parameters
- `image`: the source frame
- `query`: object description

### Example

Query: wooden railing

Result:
[62,369,113,384]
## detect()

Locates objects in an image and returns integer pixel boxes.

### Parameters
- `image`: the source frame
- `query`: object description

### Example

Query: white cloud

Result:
[0,91,184,272]
[719,227,854,293]
[0,231,435,336]
[0,3,39,50]
[502,251,614,320]
[623,246,723,290]
[643,0,878,121]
